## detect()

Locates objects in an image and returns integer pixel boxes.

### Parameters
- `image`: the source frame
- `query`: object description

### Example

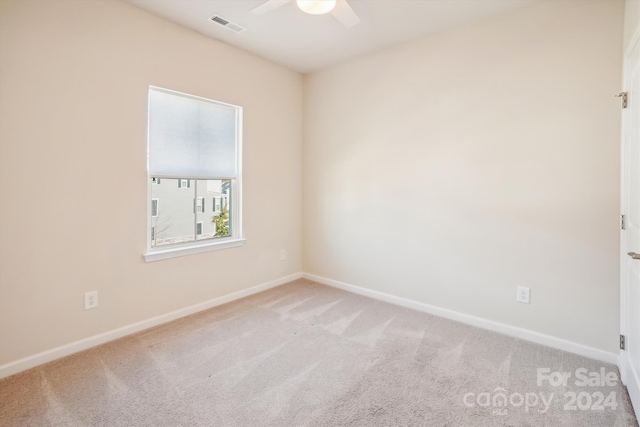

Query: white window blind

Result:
[148,87,239,179]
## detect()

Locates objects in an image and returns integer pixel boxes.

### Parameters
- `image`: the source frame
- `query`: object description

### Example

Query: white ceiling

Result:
[123,0,534,73]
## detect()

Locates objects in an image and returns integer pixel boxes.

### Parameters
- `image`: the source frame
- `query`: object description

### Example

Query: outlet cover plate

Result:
[516,286,530,304]
[85,291,98,310]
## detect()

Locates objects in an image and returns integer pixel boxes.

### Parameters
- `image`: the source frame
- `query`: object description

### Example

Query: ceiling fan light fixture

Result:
[296,0,337,15]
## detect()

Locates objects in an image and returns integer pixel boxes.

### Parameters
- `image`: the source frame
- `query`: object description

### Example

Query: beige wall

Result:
[303,0,624,353]
[0,0,303,365]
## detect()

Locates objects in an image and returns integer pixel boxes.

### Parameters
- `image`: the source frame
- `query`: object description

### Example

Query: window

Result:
[151,199,159,217]
[145,86,243,262]
[213,197,222,212]
[195,197,205,213]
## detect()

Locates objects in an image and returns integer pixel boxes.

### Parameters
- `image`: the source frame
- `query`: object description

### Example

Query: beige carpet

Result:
[0,278,637,426]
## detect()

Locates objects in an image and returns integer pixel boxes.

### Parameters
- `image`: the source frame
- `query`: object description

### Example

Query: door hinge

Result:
[620,334,626,350]
[615,92,628,109]
[621,215,626,230]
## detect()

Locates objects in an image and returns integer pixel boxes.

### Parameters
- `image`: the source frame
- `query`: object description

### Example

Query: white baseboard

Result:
[619,351,640,417]
[0,271,622,380]
[0,272,304,379]
[303,273,619,365]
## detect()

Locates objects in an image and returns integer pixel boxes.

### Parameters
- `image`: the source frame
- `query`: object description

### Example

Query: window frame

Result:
[144,87,244,262]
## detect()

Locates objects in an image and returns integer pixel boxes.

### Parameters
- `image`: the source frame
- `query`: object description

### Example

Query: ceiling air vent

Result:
[208,14,246,34]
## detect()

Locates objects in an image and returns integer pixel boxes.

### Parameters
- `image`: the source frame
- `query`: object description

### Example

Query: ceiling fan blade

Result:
[331,0,360,28]
[250,0,293,15]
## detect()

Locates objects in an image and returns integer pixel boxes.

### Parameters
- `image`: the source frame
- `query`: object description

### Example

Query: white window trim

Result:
[144,237,245,262]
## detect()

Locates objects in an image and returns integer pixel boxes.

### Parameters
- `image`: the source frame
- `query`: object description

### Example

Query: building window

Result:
[145,86,243,261]
[195,197,205,213]
[213,197,221,212]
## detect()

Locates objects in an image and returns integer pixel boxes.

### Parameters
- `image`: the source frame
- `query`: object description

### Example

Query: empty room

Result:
[0,0,639,425]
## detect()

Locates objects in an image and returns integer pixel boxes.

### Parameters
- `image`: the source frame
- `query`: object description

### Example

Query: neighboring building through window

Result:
[146,86,242,259]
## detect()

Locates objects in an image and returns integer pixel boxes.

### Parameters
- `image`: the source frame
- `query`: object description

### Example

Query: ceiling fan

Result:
[250,0,361,28]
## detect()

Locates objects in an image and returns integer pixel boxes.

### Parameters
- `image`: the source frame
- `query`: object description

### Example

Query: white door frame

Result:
[619,26,640,416]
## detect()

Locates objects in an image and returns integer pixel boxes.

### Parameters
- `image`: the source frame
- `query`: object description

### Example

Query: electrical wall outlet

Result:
[516,286,530,304]
[280,249,286,261]
[84,291,98,310]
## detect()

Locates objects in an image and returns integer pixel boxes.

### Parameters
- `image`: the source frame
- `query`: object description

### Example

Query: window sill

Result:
[144,238,246,262]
